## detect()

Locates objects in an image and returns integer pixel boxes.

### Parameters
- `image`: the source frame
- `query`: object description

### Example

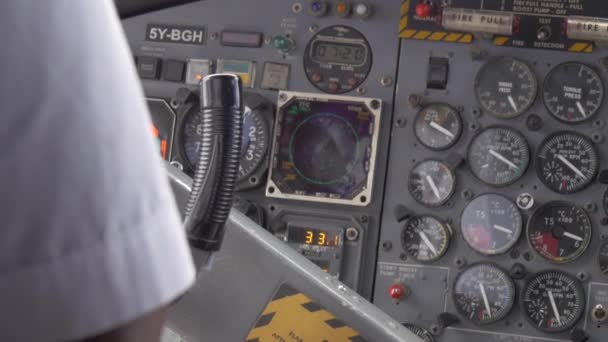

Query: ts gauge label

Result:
[146,24,206,45]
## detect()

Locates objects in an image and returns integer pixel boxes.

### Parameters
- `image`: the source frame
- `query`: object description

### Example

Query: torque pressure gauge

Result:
[535,132,598,194]
[452,263,516,325]
[414,103,463,151]
[461,194,522,256]
[401,216,451,263]
[527,201,592,264]
[521,270,585,333]
[408,160,456,207]
[467,127,530,187]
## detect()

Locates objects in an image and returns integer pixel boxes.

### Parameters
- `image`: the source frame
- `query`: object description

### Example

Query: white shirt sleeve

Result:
[0,1,195,341]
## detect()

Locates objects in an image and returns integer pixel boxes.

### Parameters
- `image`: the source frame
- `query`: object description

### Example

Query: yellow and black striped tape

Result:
[494,36,594,53]
[246,284,366,342]
[399,0,473,43]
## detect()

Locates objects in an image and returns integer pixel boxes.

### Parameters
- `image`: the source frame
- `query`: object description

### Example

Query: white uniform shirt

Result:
[0,1,195,340]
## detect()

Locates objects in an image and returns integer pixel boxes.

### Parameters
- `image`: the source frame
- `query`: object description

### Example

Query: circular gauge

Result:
[599,241,608,276]
[461,194,523,256]
[182,95,271,182]
[467,127,530,187]
[401,216,451,263]
[535,132,598,194]
[452,263,516,325]
[403,324,436,342]
[304,25,372,94]
[527,201,592,264]
[414,103,463,151]
[521,270,585,333]
[475,56,538,119]
[408,160,456,207]
[543,62,604,123]
[289,113,360,185]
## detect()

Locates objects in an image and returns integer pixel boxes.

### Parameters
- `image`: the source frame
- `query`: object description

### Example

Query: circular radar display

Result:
[414,103,463,150]
[403,324,436,342]
[453,263,516,325]
[467,127,530,186]
[521,271,585,333]
[543,62,604,123]
[475,56,538,119]
[408,160,456,207]
[527,201,592,264]
[461,194,522,256]
[599,241,608,276]
[535,132,598,194]
[401,216,451,263]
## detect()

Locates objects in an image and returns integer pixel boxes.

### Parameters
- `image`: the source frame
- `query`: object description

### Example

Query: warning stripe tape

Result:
[401,29,473,43]
[495,36,594,53]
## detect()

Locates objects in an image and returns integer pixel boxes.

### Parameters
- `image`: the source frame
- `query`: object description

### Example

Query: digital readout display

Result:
[287,226,343,247]
[311,41,366,65]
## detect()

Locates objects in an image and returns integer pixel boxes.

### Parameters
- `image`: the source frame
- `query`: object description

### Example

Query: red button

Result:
[415,2,433,18]
[389,284,407,299]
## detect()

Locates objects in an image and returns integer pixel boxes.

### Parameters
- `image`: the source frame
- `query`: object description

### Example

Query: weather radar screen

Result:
[267,92,381,206]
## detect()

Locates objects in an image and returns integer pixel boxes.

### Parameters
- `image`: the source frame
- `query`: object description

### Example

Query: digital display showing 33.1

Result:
[287,226,343,248]
[311,42,367,65]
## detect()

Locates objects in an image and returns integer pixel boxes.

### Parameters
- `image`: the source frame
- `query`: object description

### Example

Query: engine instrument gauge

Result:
[403,324,436,342]
[401,216,451,263]
[452,263,515,325]
[535,132,598,194]
[414,103,463,151]
[467,127,530,187]
[461,194,522,256]
[543,62,604,124]
[521,271,585,333]
[527,201,592,264]
[599,241,608,276]
[408,160,456,207]
[475,56,537,119]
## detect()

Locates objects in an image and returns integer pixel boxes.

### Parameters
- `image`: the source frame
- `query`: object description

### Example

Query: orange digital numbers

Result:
[318,232,327,246]
[305,230,314,244]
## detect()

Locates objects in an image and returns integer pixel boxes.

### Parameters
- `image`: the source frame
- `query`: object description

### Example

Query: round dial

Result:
[408,160,456,207]
[475,56,538,119]
[598,241,608,276]
[182,104,269,181]
[401,216,451,263]
[535,132,598,194]
[543,62,604,123]
[527,201,592,264]
[521,271,585,333]
[461,194,523,256]
[452,263,516,325]
[414,103,463,151]
[403,324,436,342]
[467,127,530,187]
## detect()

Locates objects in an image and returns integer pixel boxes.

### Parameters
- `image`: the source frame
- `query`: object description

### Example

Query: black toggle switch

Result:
[137,56,162,80]
[437,312,460,328]
[427,57,449,90]
[163,59,186,82]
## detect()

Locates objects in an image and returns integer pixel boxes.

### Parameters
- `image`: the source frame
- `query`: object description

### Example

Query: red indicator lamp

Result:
[415,1,434,18]
[389,283,407,300]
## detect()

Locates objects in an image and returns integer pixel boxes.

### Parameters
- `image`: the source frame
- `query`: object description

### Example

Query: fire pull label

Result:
[146,24,206,45]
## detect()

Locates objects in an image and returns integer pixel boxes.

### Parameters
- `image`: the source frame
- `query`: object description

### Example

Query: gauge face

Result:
[521,271,585,333]
[475,56,538,119]
[535,132,598,194]
[403,324,436,342]
[543,62,604,123]
[408,160,456,207]
[414,103,463,151]
[467,127,530,187]
[401,216,451,263]
[527,201,591,264]
[461,194,522,256]
[453,263,516,325]
[599,241,608,276]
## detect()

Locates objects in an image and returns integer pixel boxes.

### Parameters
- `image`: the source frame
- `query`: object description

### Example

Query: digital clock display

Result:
[287,226,343,247]
[311,41,366,65]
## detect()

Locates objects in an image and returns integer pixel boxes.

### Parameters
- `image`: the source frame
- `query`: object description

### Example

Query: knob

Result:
[354,3,372,19]
[272,35,294,54]
[389,284,407,300]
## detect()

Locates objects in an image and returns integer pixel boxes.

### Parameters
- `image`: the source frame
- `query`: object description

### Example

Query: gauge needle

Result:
[479,284,493,319]
[429,121,455,138]
[508,96,518,112]
[489,149,519,170]
[576,102,587,118]
[419,231,438,256]
[557,154,586,179]
[426,175,442,199]
[548,291,562,325]
[493,224,513,234]
[563,232,584,242]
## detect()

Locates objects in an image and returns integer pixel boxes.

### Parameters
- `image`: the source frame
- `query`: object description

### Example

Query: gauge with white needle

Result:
[453,263,515,325]
[461,194,522,256]
[468,126,530,187]
[414,103,463,151]
[401,216,451,263]
[408,160,456,207]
